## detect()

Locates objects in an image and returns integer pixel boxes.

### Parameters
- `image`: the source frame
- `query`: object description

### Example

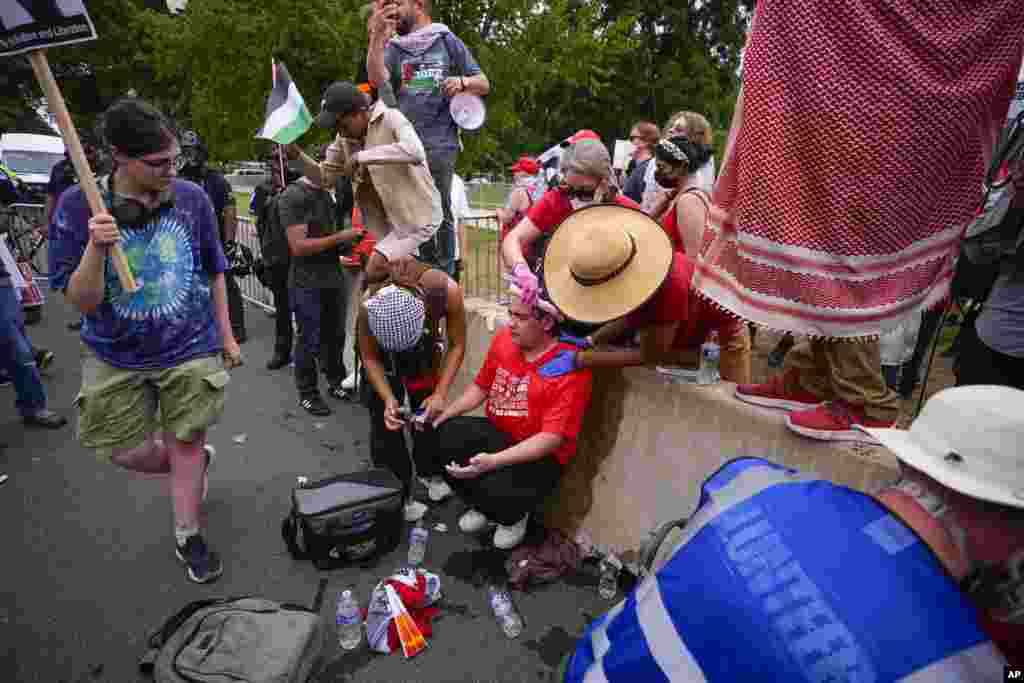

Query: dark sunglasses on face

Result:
[561,184,598,202]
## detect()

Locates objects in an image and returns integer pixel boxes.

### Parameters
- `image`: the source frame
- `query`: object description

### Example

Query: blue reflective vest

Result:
[566,457,1005,682]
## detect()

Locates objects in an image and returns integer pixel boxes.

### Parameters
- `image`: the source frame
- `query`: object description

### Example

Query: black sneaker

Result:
[266,353,291,370]
[300,394,332,416]
[175,534,223,584]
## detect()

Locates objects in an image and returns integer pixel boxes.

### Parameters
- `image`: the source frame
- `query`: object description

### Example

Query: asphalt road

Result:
[1,295,612,683]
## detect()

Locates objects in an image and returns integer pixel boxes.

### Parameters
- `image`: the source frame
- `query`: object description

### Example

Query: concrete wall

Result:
[455,298,902,554]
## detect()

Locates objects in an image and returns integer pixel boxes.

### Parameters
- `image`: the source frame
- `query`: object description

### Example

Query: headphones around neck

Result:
[107,173,176,227]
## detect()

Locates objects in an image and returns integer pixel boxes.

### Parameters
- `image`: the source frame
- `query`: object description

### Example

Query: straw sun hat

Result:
[543,204,674,324]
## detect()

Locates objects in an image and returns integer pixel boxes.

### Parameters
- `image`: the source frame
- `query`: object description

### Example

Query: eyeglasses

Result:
[137,154,181,171]
[560,184,598,202]
[628,135,642,142]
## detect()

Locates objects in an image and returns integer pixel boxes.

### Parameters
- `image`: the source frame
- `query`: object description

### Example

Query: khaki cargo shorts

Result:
[75,349,230,460]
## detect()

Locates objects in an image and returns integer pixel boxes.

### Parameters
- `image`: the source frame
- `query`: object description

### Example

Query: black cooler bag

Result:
[281,469,403,569]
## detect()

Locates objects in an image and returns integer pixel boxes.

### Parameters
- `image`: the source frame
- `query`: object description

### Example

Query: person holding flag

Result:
[287,81,442,284]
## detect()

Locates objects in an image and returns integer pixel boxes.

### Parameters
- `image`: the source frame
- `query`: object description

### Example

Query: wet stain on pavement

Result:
[523,626,578,669]
[315,646,376,681]
[434,600,479,622]
[442,548,508,587]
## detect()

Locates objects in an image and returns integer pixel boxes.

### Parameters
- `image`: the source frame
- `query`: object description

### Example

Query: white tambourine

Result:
[449,93,486,131]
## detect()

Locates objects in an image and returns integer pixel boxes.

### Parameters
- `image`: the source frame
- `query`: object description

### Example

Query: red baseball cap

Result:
[509,156,540,175]
[565,129,601,145]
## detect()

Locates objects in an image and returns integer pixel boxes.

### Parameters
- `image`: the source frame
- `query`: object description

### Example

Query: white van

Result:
[0,133,66,202]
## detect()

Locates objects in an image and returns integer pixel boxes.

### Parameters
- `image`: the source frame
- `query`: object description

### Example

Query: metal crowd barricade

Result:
[236,216,276,311]
[235,213,506,311]
[7,203,49,281]
[462,213,504,302]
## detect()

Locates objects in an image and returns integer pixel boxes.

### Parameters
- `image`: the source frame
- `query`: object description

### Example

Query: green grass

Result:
[466,182,512,209]
[234,191,252,218]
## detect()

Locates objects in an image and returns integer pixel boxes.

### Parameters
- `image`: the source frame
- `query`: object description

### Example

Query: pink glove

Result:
[512,262,539,307]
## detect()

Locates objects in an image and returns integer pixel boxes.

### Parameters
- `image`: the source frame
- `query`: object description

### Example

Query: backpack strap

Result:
[140,597,241,674]
[281,514,309,560]
[442,32,466,78]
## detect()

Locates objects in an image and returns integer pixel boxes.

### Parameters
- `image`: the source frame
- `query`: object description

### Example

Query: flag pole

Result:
[277,145,286,187]
[27,50,138,293]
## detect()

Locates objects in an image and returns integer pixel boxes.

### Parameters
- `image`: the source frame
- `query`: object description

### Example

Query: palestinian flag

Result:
[256,59,312,144]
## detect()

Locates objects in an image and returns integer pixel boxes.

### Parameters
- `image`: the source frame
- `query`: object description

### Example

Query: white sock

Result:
[175,526,199,547]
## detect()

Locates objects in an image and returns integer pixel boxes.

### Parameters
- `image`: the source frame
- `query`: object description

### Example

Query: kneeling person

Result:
[359,258,467,520]
[431,290,594,549]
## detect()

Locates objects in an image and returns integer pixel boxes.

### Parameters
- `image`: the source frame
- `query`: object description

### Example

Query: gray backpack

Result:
[139,596,327,683]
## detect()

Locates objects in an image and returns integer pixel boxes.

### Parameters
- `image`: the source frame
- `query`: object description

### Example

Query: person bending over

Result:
[358,257,467,521]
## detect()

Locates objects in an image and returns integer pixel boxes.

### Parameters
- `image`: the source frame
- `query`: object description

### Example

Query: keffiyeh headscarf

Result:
[366,285,427,352]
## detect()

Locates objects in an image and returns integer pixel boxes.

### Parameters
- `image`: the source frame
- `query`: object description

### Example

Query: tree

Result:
[3,0,755,174]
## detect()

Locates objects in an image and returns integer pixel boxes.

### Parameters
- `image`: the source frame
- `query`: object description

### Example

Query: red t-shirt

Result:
[474,328,593,465]
[527,189,642,234]
[625,252,745,350]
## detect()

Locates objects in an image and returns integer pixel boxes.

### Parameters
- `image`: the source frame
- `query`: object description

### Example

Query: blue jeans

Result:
[0,284,46,417]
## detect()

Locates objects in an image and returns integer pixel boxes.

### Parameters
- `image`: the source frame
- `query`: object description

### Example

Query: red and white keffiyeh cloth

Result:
[700,0,1024,339]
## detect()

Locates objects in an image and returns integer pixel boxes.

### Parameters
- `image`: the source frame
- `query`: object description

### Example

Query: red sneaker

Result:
[785,401,895,443]
[735,370,823,412]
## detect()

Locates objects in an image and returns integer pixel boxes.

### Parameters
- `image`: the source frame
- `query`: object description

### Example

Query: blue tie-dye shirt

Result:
[49,179,228,370]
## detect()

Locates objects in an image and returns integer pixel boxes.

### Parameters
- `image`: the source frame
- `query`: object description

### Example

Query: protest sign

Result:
[0,0,97,57]
[6,2,138,291]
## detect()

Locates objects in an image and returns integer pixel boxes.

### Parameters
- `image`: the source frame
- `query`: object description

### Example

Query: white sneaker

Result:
[202,444,216,502]
[420,476,453,502]
[404,500,428,522]
[458,508,489,533]
[493,514,529,549]
[341,371,357,392]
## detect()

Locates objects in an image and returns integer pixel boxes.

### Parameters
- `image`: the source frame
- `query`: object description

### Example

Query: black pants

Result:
[434,416,562,526]
[225,270,246,339]
[268,263,293,356]
[292,287,344,397]
[422,155,456,276]
[955,329,1024,389]
[363,372,440,496]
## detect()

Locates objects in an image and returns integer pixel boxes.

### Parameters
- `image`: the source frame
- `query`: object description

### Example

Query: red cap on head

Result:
[566,129,601,145]
[509,156,540,175]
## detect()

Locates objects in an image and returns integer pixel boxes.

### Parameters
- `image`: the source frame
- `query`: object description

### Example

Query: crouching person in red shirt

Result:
[430,289,594,550]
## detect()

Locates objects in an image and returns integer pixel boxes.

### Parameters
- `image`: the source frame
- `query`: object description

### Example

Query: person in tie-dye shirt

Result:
[49,98,241,585]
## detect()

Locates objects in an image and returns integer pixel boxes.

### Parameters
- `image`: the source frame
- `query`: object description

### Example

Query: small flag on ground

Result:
[256,60,312,144]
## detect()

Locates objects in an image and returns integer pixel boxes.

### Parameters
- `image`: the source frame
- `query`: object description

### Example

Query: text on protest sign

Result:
[0,0,98,57]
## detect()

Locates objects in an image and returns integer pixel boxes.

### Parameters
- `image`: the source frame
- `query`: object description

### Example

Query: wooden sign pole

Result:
[27,50,138,293]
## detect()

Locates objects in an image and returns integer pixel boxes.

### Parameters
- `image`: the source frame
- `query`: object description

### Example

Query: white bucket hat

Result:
[860,385,1024,509]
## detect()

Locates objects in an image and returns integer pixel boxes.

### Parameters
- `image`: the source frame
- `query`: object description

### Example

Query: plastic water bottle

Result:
[336,590,363,650]
[488,584,523,639]
[697,339,721,385]
[407,519,429,566]
[598,553,622,599]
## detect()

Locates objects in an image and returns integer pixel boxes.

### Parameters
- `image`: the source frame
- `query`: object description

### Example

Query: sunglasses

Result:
[560,184,598,202]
